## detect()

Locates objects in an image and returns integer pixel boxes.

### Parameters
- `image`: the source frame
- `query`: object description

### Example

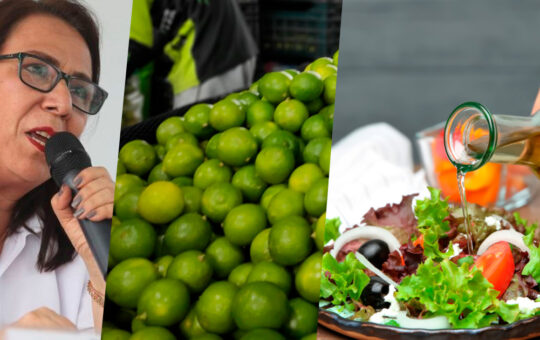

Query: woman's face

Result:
[0,14,91,191]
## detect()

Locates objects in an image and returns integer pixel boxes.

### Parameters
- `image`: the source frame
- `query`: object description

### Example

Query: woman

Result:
[0,0,114,335]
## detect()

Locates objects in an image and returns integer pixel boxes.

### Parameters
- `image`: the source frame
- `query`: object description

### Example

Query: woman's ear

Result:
[532,88,540,115]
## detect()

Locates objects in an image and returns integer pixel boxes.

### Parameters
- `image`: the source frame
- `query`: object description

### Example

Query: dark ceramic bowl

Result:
[319,309,540,340]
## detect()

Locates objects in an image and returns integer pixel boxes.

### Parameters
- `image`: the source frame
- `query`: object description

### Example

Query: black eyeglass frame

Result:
[0,52,108,115]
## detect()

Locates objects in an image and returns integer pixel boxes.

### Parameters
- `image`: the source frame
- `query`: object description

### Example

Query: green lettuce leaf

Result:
[395,258,503,328]
[325,217,341,243]
[521,216,540,284]
[320,252,370,312]
[414,187,454,261]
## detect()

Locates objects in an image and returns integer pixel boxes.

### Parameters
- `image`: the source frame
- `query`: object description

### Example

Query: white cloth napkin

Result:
[326,123,430,232]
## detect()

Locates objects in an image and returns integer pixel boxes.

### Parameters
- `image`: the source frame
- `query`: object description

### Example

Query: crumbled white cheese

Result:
[368,285,401,324]
[485,215,513,231]
[506,297,540,315]
[450,243,462,258]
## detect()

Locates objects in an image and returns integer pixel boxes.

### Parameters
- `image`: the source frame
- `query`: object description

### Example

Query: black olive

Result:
[358,239,390,269]
[361,276,390,309]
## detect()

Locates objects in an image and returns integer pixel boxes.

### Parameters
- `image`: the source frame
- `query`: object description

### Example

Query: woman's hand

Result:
[10,307,76,330]
[50,166,113,332]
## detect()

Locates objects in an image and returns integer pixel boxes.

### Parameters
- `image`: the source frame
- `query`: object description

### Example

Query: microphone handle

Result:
[64,170,111,278]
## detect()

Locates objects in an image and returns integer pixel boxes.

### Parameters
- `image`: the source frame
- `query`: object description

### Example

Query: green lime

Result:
[266,189,305,225]
[284,69,301,77]
[181,186,203,213]
[154,255,173,277]
[180,308,207,339]
[154,144,166,161]
[196,281,238,334]
[319,139,332,175]
[156,116,185,145]
[147,163,170,183]
[310,57,333,70]
[246,100,274,127]
[167,250,213,293]
[137,181,184,224]
[165,132,199,151]
[237,91,259,109]
[137,278,190,326]
[289,71,324,102]
[258,72,291,104]
[223,203,267,246]
[250,228,273,264]
[269,216,313,266]
[171,176,193,187]
[205,237,245,278]
[217,127,258,167]
[101,328,131,340]
[193,159,232,190]
[304,177,328,217]
[115,174,145,203]
[295,252,322,303]
[288,164,325,194]
[164,212,211,254]
[106,258,158,308]
[228,263,253,287]
[231,165,268,202]
[209,99,245,131]
[312,63,337,81]
[260,184,287,211]
[246,261,291,295]
[303,137,331,164]
[323,74,337,104]
[319,104,334,131]
[184,103,215,138]
[205,132,221,159]
[232,282,288,330]
[314,212,326,250]
[283,298,318,338]
[301,114,330,141]
[301,333,317,340]
[201,182,243,222]
[119,140,157,177]
[249,121,279,145]
[115,188,143,220]
[273,99,309,133]
[262,130,302,161]
[333,50,339,66]
[255,146,295,184]
[117,159,126,176]
[162,143,204,177]
[249,80,260,96]
[130,327,176,340]
[131,317,146,333]
[240,329,286,340]
[305,97,324,114]
[110,218,156,261]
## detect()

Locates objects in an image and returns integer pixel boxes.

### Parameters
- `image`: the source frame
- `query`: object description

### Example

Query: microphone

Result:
[45,132,110,278]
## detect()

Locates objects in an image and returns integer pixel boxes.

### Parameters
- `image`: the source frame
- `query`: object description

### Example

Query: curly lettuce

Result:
[325,217,341,244]
[320,252,370,312]
[520,215,540,284]
[414,187,454,261]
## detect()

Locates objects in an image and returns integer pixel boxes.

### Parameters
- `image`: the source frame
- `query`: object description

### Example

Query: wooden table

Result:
[317,192,540,339]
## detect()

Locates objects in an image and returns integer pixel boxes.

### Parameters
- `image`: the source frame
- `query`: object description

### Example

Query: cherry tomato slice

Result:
[475,241,514,298]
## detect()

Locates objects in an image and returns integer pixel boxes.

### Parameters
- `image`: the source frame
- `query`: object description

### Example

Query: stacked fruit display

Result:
[102,52,338,340]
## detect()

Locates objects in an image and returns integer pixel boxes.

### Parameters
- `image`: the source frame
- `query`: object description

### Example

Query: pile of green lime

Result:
[103,52,338,340]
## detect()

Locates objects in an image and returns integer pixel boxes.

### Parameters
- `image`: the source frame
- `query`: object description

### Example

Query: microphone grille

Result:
[45,132,91,186]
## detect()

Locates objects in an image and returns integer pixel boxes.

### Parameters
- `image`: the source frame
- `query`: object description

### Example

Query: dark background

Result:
[333,0,540,162]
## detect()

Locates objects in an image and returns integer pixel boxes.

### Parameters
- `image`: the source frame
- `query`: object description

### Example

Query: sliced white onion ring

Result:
[395,311,451,329]
[329,226,402,258]
[354,252,398,288]
[477,229,529,255]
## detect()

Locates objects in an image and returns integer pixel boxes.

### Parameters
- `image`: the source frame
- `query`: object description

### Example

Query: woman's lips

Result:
[25,127,56,152]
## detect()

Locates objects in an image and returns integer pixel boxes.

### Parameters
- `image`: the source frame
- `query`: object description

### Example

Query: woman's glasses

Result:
[0,52,108,115]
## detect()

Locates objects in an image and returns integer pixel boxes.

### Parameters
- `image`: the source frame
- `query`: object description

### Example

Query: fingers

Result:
[14,307,76,330]
[70,167,114,221]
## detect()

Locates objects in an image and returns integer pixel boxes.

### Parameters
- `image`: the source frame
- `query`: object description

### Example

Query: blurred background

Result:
[334,0,540,163]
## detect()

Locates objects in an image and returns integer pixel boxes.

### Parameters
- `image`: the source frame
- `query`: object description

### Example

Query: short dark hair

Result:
[0,0,101,271]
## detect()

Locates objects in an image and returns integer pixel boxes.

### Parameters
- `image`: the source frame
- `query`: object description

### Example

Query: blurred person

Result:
[127,0,258,116]
[0,0,114,336]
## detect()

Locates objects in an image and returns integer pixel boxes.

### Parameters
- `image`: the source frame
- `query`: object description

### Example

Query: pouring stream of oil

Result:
[457,171,474,254]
